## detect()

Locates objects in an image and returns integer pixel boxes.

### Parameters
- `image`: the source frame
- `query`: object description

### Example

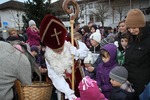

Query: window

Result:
[81,15,84,20]
[89,14,94,22]
[95,15,100,22]
[88,3,93,9]
[80,5,84,10]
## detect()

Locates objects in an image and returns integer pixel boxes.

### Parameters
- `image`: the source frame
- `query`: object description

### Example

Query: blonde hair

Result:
[8,28,18,35]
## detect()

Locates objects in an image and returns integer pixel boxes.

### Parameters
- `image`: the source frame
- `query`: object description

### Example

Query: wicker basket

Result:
[15,80,53,100]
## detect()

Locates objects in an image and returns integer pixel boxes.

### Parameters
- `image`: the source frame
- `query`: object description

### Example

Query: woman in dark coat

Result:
[124,8,150,100]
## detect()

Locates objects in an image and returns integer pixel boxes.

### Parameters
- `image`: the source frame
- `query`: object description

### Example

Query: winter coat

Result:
[110,87,135,100]
[0,41,32,100]
[124,26,150,99]
[96,43,117,99]
[26,27,40,46]
[84,55,102,80]
[6,34,25,42]
[89,43,101,54]
[117,49,125,66]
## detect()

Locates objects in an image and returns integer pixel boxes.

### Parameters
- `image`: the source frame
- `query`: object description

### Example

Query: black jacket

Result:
[124,26,150,99]
[110,87,135,100]
[89,44,101,54]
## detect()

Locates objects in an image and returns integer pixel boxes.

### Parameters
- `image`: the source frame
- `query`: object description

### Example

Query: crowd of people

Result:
[0,8,150,100]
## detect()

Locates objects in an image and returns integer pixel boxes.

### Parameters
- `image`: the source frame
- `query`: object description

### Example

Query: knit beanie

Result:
[76,76,108,100]
[125,9,145,28]
[30,45,39,53]
[29,20,36,26]
[109,66,128,84]
[100,37,114,47]
[84,52,94,64]
[90,29,101,43]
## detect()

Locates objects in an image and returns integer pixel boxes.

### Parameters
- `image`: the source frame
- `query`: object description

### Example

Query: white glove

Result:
[70,46,79,57]
[68,94,77,100]
[114,41,119,47]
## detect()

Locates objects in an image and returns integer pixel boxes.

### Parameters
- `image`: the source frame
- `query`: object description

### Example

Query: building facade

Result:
[78,0,150,27]
[61,0,150,28]
[0,1,24,29]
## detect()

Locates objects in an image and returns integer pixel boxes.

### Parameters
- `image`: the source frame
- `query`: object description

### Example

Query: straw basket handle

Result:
[14,80,24,100]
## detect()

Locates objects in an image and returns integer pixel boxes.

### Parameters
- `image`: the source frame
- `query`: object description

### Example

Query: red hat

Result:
[40,14,67,49]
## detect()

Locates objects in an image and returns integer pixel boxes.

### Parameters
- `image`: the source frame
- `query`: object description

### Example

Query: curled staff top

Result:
[62,0,79,20]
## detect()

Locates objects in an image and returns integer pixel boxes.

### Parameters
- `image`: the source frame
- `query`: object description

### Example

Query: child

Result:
[76,76,108,100]
[26,20,40,47]
[6,28,25,42]
[96,43,117,99]
[30,45,39,57]
[30,45,41,81]
[117,34,129,66]
[83,29,101,80]
[89,29,101,54]
[83,52,95,79]
[109,66,135,100]
[37,44,47,74]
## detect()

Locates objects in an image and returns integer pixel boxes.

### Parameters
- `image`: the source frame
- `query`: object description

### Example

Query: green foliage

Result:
[23,0,52,28]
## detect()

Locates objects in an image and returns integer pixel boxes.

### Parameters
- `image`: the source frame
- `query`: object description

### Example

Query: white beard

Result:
[45,41,73,76]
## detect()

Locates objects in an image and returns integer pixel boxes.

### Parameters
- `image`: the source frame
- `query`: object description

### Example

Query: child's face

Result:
[91,27,96,33]
[31,51,38,57]
[118,22,127,33]
[102,56,110,63]
[74,34,82,41]
[121,38,128,49]
[31,25,36,28]
[90,39,98,47]
[84,63,91,68]
[101,51,110,63]
[110,79,122,87]
[10,31,18,37]
[41,46,46,51]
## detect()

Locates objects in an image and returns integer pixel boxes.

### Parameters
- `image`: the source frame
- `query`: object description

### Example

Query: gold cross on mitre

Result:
[51,28,62,45]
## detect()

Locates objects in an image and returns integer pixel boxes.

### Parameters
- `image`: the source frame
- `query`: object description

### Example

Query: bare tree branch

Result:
[8,10,23,30]
[90,2,110,27]
[111,0,128,21]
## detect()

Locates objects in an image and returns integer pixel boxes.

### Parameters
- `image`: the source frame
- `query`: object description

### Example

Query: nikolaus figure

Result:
[40,14,89,100]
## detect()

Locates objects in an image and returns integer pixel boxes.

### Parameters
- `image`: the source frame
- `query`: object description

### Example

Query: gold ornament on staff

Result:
[62,0,79,90]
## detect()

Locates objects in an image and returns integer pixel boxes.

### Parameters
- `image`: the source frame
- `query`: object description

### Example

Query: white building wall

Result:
[0,9,24,29]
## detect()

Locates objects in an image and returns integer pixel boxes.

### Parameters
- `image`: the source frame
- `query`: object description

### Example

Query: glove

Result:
[114,41,119,47]
[70,46,79,57]
[68,94,77,100]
